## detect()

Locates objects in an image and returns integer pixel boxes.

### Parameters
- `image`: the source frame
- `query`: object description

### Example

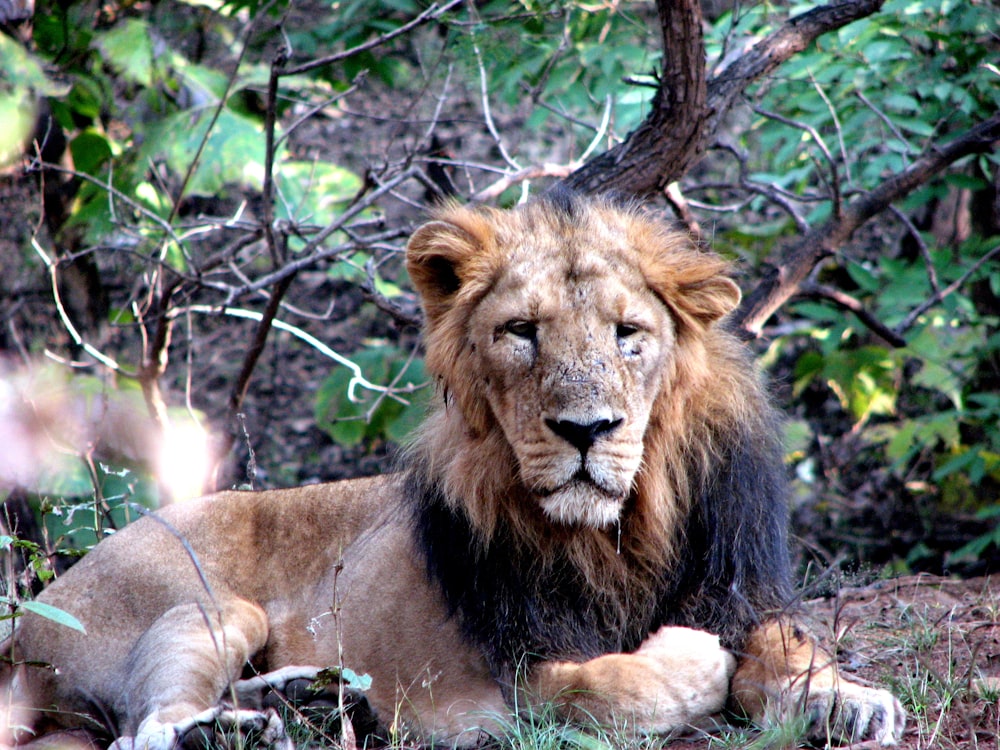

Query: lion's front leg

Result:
[731,620,905,746]
[531,626,735,735]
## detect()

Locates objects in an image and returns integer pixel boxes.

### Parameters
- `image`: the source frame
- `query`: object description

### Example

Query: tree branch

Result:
[278,0,463,78]
[800,282,906,347]
[561,0,706,195]
[735,111,1000,338]
[562,0,886,196]
[704,0,884,148]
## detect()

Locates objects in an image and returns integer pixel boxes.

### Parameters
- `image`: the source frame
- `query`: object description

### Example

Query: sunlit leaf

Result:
[94,19,154,87]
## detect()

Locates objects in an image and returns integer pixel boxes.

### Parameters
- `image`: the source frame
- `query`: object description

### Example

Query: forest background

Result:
[1,0,999,747]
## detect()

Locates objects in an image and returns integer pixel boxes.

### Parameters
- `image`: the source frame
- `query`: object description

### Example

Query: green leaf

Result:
[341,667,373,691]
[0,34,67,96]
[94,19,154,87]
[884,92,920,113]
[912,360,963,410]
[144,109,265,196]
[0,93,36,169]
[70,130,113,176]
[0,35,67,167]
[275,161,363,231]
[846,260,881,294]
[20,601,87,633]
[314,346,429,448]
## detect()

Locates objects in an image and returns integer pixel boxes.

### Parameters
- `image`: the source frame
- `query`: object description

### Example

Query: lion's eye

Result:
[503,320,537,340]
[616,323,640,339]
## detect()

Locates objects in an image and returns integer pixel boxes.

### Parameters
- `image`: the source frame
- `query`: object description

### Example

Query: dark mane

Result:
[406,406,793,688]
[404,195,795,692]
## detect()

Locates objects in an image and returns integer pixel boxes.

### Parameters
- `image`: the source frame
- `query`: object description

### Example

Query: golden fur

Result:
[405,199,761,609]
[2,195,903,749]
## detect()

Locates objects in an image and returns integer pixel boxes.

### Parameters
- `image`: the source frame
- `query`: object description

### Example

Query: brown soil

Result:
[669,574,1000,749]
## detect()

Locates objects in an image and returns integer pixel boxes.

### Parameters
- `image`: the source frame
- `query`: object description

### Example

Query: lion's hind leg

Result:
[111,599,289,750]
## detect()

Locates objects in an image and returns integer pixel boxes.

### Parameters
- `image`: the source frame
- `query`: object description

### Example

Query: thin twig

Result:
[31,238,133,376]
[175,305,419,405]
[890,205,940,294]
[279,0,464,77]
[262,39,291,266]
[810,72,852,187]
[228,273,297,416]
[855,89,914,166]
[799,282,907,347]
[471,163,577,203]
[467,0,519,172]
[894,244,1000,335]
[211,168,424,303]
[755,106,842,220]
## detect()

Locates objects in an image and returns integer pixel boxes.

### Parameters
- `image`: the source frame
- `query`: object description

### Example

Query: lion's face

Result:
[465,241,673,527]
[407,196,740,529]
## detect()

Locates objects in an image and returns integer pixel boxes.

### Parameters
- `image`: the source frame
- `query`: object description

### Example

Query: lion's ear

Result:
[406,213,496,323]
[641,234,742,329]
[676,275,742,325]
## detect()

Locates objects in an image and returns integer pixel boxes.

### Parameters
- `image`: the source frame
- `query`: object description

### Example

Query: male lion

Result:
[3,193,904,749]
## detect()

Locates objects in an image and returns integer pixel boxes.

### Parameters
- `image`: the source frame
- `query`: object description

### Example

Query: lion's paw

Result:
[636,626,737,721]
[112,707,291,750]
[234,664,324,707]
[638,626,736,676]
[796,682,905,747]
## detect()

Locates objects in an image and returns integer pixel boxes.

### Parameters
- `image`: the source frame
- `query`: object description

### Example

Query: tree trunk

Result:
[563,0,706,196]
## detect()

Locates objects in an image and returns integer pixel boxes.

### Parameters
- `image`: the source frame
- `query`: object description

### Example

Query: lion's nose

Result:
[545,417,622,454]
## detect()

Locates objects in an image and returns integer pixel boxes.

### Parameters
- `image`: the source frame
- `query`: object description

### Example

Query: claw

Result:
[115,706,290,750]
[801,685,904,747]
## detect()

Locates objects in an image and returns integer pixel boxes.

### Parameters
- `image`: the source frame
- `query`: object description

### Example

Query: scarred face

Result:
[406,195,740,529]
[466,236,674,528]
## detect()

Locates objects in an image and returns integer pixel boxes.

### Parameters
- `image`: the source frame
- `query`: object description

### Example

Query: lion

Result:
[2,192,904,749]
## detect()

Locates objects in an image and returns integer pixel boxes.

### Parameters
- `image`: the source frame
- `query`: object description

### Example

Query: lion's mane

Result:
[404,192,792,687]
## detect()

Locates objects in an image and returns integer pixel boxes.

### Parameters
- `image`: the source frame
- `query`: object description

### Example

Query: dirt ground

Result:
[677,574,1000,750]
[805,574,1000,749]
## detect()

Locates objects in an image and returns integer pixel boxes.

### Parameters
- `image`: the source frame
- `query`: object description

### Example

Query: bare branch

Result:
[894,243,1000,336]
[663,183,703,239]
[890,205,940,294]
[705,0,884,143]
[228,273,297,417]
[754,106,842,219]
[799,282,906,347]
[735,110,1000,338]
[562,0,707,196]
[563,0,886,196]
[31,238,133,376]
[472,163,576,203]
[279,0,464,78]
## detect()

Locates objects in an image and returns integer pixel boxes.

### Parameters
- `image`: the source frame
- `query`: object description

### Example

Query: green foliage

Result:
[39,462,159,555]
[0,533,54,588]
[2,459,154,634]
[703,1,1000,569]
[463,2,659,135]
[0,34,68,167]
[1,532,86,632]
[788,238,999,563]
[314,346,430,448]
[709,0,999,240]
